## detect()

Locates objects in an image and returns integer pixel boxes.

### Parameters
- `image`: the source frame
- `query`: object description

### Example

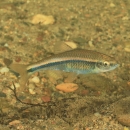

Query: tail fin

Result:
[4,58,30,90]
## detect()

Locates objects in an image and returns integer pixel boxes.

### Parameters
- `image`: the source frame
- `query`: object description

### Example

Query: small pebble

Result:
[28,84,36,94]
[41,77,48,83]
[31,14,55,25]
[110,3,115,7]
[9,120,21,126]
[0,67,9,74]
[122,16,129,21]
[94,112,101,117]
[10,83,20,89]
[124,127,129,130]
[88,40,94,47]
[31,76,40,83]
[41,95,51,102]
[29,88,36,95]
[15,56,21,62]
[4,43,8,47]
[117,114,130,127]
[124,47,130,52]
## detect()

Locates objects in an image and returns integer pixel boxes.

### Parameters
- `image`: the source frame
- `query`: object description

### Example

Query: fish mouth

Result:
[109,63,119,71]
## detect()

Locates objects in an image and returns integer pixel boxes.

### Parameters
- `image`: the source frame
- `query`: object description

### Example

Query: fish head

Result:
[95,59,119,73]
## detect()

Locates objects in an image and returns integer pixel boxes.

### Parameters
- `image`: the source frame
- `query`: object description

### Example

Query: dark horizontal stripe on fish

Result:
[27,60,96,73]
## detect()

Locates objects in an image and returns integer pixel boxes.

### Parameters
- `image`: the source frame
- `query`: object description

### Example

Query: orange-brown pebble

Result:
[41,96,51,102]
[127,82,130,86]
[80,89,89,96]
[56,83,78,93]
[41,77,48,83]
[15,56,21,62]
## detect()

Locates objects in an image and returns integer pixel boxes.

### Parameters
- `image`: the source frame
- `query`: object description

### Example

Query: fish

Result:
[4,49,119,90]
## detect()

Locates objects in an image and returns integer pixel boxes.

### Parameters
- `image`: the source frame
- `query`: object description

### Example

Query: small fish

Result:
[4,49,119,90]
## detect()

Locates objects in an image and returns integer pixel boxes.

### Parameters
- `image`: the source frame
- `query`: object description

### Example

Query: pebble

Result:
[29,88,36,95]
[56,83,78,92]
[10,83,20,89]
[0,67,9,74]
[110,3,115,7]
[127,81,130,86]
[122,42,130,52]
[122,16,129,21]
[94,112,101,117]
[117,114,130,127]
[28,83,36,94]
[30,76,40,84]
[41,95,51,102]
[64,41,77,49]
[31,14,55,25]
[9,120,21,126]
[41,77,48,83]
[124,47,130,52]
[124,127,129,130]
[4,43,8,47]
[88,40,94,47]
[15,56,21,62]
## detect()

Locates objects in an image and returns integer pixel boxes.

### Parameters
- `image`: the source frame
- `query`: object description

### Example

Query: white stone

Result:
[64,41,77,49]
[29,88,36,95]
[31,14,55,25]
[10,83,20,89]
[31,76,40,83]
[88,40,94,47]
[0,67,9,74]
[4,43,8,47]
[94,112,101,117]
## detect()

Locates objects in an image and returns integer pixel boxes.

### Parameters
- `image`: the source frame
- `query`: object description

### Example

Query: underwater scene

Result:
[0,0,130,129]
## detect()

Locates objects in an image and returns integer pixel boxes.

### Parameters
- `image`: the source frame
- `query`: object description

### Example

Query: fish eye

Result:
[103,61,110,66]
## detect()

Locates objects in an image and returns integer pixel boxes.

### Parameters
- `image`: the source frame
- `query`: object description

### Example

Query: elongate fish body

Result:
[4,49,119,89]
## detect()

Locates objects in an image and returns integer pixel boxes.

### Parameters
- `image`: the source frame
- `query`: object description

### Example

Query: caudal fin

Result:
[4,58,30,90]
